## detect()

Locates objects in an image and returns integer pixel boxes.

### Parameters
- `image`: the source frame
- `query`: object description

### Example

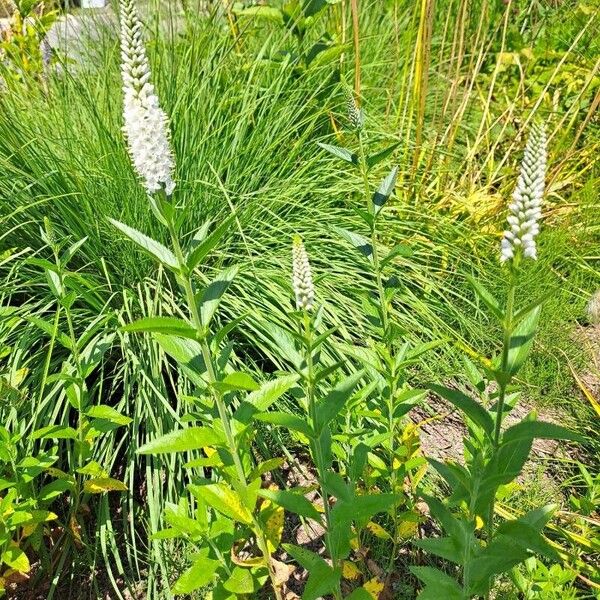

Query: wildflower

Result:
[292,236,315,311]
[346,89,364,131]
[500,123,547,263]
[119,0,175,196]
[588,290,600,325]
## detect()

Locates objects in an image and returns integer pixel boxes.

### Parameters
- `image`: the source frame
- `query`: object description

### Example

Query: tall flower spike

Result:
[119,0,175,196]
[292,236,315,312]
[500,123,547,263]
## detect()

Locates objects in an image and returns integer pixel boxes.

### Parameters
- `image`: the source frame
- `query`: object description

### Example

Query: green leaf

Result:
[333,226,373,261]
[137,427,223,454]
[282,544,341,600]
[199,266,239,328]
[223,566,264,594]
[380,243,413,267]
[188,483,253,524]
[410,566,464,600]
[245,375,299,413]
[345,589,374,600]
[31,425,78,441]
[495,520,559,561]
[172,548,220,594]
[258,488,322,522]
[213,372,259,393]
[60,236,88,266]
[248,457,285,482]
[154,334,206,387]
[38,479,75,502]
[186,216,235,272]
[427,384,494,435]
[108,218,179,271]
[26,316,72,349]
[467,276,503,321]
[317,142,358,165]
[84,405,132,426]
[122,316,198,340]
[233,5,284,24]
[502,420,583,444]
[414,537,461,564]
[372,166,398,214]
[254,411,313,438]
[331,493,396,525]
[366,142,401,169]
[506,305,541,377]
[315,370,363,433]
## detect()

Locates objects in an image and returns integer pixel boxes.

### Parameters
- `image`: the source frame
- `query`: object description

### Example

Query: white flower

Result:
[500,123,547,263]
[119,0,175,196]
[292,236,315,311]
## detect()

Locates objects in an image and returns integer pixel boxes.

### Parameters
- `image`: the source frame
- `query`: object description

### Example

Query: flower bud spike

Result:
[292,236,315,312]
[500,123,547,264]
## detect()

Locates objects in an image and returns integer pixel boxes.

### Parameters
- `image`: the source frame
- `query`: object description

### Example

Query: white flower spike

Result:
[119,0,175,196]
[500,123,547,263]
[292,236,315,312]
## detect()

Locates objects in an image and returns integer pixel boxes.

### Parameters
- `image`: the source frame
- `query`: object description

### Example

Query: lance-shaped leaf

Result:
[199,265,239,328]
[258,488,322,523]
[506,305,541,377]
[186,215,235,272]
[333,226,373,261]
[137,427,223,454]
[315,370,364,433]
[254,411,313,438]
[122,316,198,340]
[410,566,465,600]
[282,544,341,600]
[427,384,494,435]
[188,482,253,524]
[172,548,220,594]
[316,142,358,165]
[372,166,398,215]
[154,334,207,388]
[467,275,503,321]
[108,218,179,271]
[366,142,401,169]
[502,419,583,444]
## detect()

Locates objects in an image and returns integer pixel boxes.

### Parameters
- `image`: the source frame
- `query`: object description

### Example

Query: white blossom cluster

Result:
[119,0,175,196]
[500,123,547,263]
[292,236,315,312]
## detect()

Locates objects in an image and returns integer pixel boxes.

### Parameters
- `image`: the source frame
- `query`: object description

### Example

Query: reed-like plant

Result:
[410,124,584,599]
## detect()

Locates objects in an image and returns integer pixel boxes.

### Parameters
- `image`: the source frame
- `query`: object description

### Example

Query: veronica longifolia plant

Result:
[318,91,431,572]
[109,2,296,597]
[410,123,583,599]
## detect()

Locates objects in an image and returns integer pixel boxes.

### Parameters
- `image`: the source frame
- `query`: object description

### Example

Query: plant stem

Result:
[303,314,342,600]
[486,265,516,551]
[167,221,283,600]
[358,134,390,337]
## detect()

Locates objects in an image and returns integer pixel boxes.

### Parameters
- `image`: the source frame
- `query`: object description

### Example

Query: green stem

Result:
[167,220,282,600]
[485,266,517,592]
[303,314,342,600]
[358,134,389,336]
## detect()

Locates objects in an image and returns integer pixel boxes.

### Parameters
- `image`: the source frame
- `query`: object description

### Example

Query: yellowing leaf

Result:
[366,521,391,540]
[363,577,384,599]
[83,478,128,494]
[475,515,484,530]
[204,446,217,457]
[1,545,30,573]
[350,535,360,550]
[342,560,361,580]
[263,504,284,553]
